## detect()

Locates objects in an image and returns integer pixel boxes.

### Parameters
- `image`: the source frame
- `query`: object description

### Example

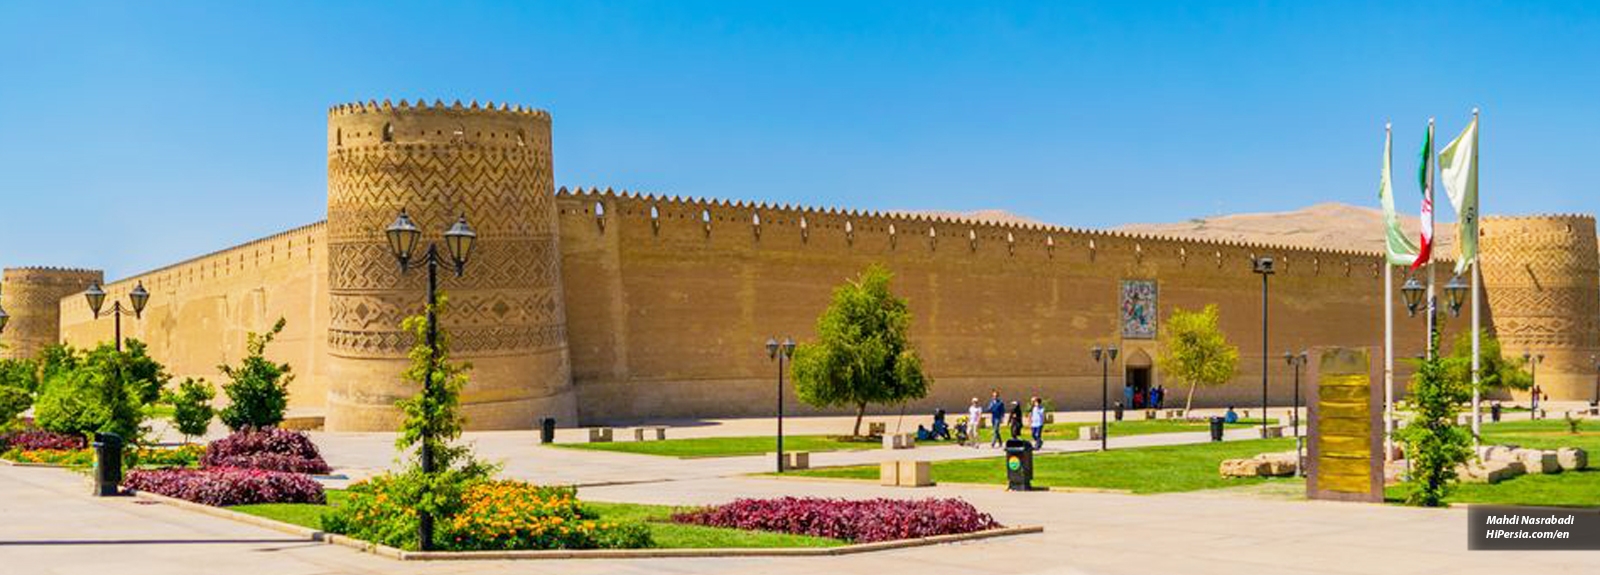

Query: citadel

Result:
[2,100,1596,431]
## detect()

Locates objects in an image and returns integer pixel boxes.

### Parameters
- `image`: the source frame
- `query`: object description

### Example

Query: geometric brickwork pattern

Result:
[0,268,103,360]
[326,101,566,360]
[1479,214,1600,375]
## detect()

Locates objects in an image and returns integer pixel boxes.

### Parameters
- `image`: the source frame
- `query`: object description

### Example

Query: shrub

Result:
[129,444,206,469]
[323,476,651,551]
[165,378,215,441]
[123,467,324,506]
[672,497,1001,543]
[0,357,41,394]
[0,429,87,451]
[32,343,163,441]
[202,428,330,474]
[0,385,33,431]
[1397,328,1472,507]
[218,319,293,431]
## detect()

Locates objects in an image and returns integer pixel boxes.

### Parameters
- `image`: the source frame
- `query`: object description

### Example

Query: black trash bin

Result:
[1004,439,1034,491]
[540,417,556,444]
[1208,417,1225,442]
[1490,403,1502,422]
[92,432,123,497]
[1113,401,1124,422]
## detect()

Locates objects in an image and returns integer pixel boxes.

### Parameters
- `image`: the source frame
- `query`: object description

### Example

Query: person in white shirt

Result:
[966,398,984,448]
[1029,396,1047,449]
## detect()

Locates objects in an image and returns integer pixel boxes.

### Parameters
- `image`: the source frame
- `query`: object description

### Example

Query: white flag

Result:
[1439,115,1479,274]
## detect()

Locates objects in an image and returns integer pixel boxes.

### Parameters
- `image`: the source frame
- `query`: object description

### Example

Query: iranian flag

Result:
[1410,122,1435,271]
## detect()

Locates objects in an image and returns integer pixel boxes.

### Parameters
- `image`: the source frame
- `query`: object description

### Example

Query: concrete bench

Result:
[770,451,811,470]
[632,427,667,441]
[879,460,933,487]
[1144,409,1157,420]
[1258,425,1284,439]
[587,428,614,443]
[868,422,887,436]
[883,433,915,450]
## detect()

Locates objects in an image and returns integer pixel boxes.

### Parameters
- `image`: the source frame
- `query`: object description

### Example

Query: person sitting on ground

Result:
[931,409,952,441]
[916,424,932,442]
[1224,405,1239,424]
[1008,401,1024,440]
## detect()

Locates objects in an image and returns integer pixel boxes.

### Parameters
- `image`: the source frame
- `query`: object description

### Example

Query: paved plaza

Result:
[5,408,1596,575]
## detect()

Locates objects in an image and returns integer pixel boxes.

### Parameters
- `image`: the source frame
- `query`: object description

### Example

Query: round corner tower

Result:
[0,267,104,360]
[1480,214,1600,400]
[324,99,577,431]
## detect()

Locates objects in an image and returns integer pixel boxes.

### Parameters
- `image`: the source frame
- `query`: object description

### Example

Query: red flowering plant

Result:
[0,429,86,451]
[201,427,331,474]
[672,497,1000,543]
[123,467,325,506]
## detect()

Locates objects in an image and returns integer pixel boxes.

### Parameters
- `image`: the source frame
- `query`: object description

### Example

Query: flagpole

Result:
[1470,108,1482,449]
[1427,118,1437,361]
[1383,123,1396,461]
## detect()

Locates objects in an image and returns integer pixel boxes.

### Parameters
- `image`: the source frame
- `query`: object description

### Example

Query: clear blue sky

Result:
[1,1,1594,279]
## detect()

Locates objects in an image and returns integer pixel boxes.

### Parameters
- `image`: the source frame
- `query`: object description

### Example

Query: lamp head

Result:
[1400,276,1425,317]
[443,214,477,276]
[782,337,796,358]
[129,282,150,319]
[1444,274,1469,317]
[1252,256,1276,275]
[766,338,779,359]
[84,283,107,318]
[1108,346,1119,361]
[385,210,422,271]
[1091,345,1102,362]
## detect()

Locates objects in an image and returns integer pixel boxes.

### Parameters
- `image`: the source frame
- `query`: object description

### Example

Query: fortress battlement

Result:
[328,99,550,120]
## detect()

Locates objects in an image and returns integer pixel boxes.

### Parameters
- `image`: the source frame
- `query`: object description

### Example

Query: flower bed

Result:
[1,444,204,469]
[202,428,331,474]
[671,497,1001,543]
[323,476,652,551]
[0,429,86,451]
[2,447,94,467]
[124,467,325,506]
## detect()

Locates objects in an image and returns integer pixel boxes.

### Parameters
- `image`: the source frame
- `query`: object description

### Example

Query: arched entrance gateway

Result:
[1124,348,1154,409]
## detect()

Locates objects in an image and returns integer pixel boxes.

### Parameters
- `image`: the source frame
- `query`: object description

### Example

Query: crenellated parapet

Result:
[554,186,1410,280]
[324,98,575,431]
[1,267,103,360]
[1480,214,1600,398]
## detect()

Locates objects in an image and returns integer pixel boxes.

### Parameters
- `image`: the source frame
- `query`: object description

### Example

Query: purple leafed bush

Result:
[0,429,86,451]
[124,467,325,506]
[672,497,1001,543]
[201,428,331,474]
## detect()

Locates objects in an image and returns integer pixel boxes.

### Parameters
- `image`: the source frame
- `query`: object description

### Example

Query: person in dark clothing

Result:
[1008,401,1024,440]
[987,390,1007,447]
[931,409,952,441]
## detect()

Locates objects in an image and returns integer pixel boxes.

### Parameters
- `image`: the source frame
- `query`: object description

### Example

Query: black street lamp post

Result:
[1285,351,1307,476]
[766,337,796,473]
[1523,351,1544,418]
[1591,355,1598,407]
[84,282,151,352]
[1091,345,1119,451]
[383,209,476,552]
[1253,257,1274,436]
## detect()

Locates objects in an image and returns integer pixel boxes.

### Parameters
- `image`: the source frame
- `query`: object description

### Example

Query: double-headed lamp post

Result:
[1284,351,1307,476]
[766,337,797,472]
[85,282,151,352]
[1091,345,1119,451]
[383,209,476,552]
[1522,351,1544,418]
[1400,272,1471,431]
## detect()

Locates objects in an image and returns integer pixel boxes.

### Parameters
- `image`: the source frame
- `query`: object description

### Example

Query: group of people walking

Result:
[1124,383,1167,410]
[957,390,1048,450]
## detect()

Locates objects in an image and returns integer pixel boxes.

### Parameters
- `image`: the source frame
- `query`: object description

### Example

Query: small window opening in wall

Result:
[649,205,661,235]
[844,220,854,244]
[453,124,466,138]
[381,123,394,142]
[517,130,526,146]
[335,128,342,147]
[594,201,606,218]
[701,209,711,224]
[800,216,810,242]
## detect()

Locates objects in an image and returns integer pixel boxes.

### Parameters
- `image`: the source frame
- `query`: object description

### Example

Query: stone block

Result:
[632,428,646,442]
[1220,458,1269,478]
[1516,449,1560,474]
[868,422,887,436]
[1260,452,1298,476]
[1259,425,1284,439]
[1080,425,1102,441]
[653,427,667,440]
[587,428,613,443]
[788,451,810,470]
[896,460,933,487]
[1460,460,1526,484]
[880,462,899,486]
[1144,409,1157,420]
[882,433,915,450]
[1556,448,1587,471]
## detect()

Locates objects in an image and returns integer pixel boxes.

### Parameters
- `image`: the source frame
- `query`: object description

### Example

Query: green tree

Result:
[120,339,171,406]
[33,343,153,441]
[1397,328,1473,507]
[165,377,215,442]
[218,318,294,431]
[1155,305,1240,413]
[1439,329,1531,393]
[791,264,930,437]
[0,357,38,429]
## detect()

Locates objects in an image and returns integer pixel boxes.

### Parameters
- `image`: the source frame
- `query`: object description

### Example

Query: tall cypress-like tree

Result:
[792,264,929,437]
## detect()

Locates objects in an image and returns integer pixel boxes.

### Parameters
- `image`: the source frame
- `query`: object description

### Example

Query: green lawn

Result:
[790,438,1298,493]
[228,490,842,549]
[556,434,877,458]
[1041,418,1282,441]
[1382,418,1600,508]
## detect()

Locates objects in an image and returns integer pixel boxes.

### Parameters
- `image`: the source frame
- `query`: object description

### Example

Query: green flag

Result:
[1439,115,1479,274]
[1380,127,1419,265]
